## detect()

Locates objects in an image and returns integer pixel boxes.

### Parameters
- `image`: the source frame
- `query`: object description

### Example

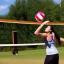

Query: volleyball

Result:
[35,12,45,21]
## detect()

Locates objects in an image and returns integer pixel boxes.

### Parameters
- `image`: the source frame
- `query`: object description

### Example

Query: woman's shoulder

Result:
[52,32,55,36]
[51,32,55,39]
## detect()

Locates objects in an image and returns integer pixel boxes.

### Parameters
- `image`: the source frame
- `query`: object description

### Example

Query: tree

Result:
[7,0,27,20]
[0,0,64,51]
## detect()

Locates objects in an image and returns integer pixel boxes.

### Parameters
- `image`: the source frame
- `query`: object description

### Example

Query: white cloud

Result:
[4,0,10,2]
[0,5,8,11]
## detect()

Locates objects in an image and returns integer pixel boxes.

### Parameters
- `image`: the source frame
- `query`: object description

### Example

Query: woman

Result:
[34,21,64,64]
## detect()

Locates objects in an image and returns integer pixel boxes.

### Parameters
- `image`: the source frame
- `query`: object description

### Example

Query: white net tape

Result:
[0,43,45,47]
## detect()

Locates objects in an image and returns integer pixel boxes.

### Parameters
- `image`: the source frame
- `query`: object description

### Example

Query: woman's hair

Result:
[50,26,61,45]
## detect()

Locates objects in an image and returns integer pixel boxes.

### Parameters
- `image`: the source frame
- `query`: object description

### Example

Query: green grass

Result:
[0,48,46,59]
[0,47,64,64]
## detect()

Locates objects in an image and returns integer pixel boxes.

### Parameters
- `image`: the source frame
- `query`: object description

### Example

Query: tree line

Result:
[0,0,64,51]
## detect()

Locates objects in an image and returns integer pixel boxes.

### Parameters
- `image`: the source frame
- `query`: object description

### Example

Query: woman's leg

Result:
[44,55,52,64]
[52,54,59,64]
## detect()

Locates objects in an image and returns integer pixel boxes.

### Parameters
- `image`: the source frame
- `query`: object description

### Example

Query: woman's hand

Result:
[43,20,50,25]
[60,37,64,42]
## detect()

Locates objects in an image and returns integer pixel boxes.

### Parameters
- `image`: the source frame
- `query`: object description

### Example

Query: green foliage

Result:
[0,0,64,51]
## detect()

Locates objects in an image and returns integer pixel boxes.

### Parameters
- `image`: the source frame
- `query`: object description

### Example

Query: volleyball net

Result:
[0,19,64,25]
[0,19,64,55]
[0,43,45,47]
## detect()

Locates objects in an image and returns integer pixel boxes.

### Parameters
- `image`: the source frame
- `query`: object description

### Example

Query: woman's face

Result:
[45,26,51,33]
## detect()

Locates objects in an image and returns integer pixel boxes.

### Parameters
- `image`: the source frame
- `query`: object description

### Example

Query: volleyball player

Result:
[34,21,64,64]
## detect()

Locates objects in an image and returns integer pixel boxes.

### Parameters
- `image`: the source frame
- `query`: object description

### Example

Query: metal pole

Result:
[60,0,62,7]
[12,31,18,55]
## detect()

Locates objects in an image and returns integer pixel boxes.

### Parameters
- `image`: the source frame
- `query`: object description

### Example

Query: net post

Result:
[12,31,18,55]
[60,0,62,7]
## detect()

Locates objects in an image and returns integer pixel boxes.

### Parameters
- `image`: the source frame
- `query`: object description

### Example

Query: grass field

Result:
[0,47,64,64]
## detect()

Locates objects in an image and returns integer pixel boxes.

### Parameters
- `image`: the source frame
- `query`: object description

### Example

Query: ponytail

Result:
[51,26,61,45]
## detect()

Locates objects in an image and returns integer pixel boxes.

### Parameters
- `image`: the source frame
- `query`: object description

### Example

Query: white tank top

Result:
[44,35,58,55]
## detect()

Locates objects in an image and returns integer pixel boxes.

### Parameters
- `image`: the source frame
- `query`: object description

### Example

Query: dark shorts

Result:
[44,54,59,64]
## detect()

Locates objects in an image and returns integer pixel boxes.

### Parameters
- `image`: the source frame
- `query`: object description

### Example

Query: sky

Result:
[0,0,60,15]
[53,0,60,4]
[0,0,15,15]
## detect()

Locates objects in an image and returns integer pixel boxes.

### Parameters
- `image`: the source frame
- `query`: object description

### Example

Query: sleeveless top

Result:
[44,34,58,55]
